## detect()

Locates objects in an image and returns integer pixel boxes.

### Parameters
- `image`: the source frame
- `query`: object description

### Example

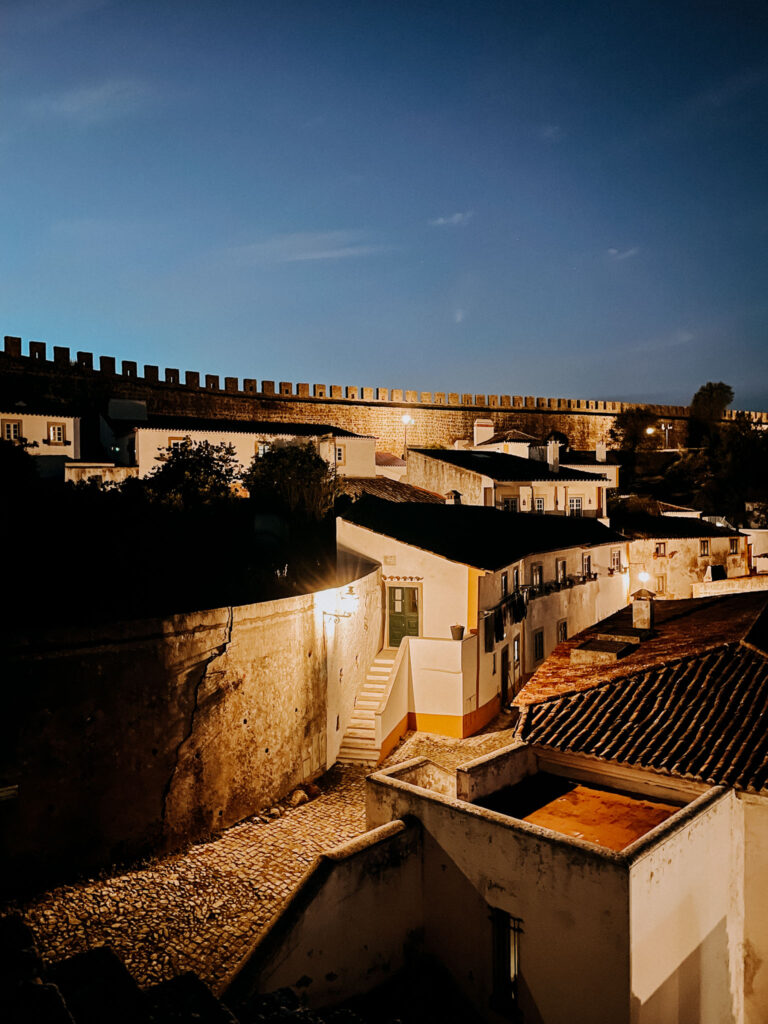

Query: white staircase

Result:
[337,650,397,765]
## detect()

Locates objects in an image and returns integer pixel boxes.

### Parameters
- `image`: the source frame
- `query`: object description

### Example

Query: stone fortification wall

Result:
[1,567,382,894]
[8,335,764,452]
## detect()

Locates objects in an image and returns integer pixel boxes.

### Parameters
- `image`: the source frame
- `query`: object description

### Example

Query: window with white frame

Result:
[582,553,591,576]
[512,567,520,591]
[655,542,666,556]
[513,636,520,664]
[256,441,270,457]
[502,497,518,512]
[534,496,545,513]
[730,538,739,555]
[655,574,666,594]
[700,539,710,556]
[47,422,66,445]
[611,548,622,570]
[531,564,543,589]
[501,571,508,598]
[556,558,567,583]
[1,419,22,442]
[168,436,186,449]
[568,496,583,516]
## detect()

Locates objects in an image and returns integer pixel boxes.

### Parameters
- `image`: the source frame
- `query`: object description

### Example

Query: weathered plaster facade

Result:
[2,567,381,889]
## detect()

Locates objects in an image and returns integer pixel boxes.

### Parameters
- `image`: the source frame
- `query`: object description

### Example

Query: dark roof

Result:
[520,633,768,793]
[409,448,607,483]
[340,495,626,570]
[559,449,620,466]
[476,429,542,445]
[115,414,370,439]
[613,512,742,540]
[339,477,444,504]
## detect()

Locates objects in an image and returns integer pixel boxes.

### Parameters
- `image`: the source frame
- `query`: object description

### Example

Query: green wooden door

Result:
[388,586,419,647]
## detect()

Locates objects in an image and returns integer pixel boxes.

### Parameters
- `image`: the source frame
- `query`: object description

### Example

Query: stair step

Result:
[356,700,380,710]
[346,728,376,740]
[341,737,378,750]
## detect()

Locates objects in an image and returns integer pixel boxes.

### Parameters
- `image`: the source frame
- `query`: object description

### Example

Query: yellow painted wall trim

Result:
[377,715,409,764]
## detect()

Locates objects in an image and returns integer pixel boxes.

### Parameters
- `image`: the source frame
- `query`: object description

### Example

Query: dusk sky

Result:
[2,0,767,408]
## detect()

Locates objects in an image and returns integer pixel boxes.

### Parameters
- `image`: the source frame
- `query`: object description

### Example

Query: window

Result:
[533,629,544,662]
[568,496,583,517]
[557,620,568,643]
[255,441,270,457]
[47,422,66,445]
[501,572,508,598]
[582,553,591,577]
[556,558,567,583]
[1,419,22,442]
[168,436,186,449]
[655,574,666,594]
[730,538,739,555]
[512,567,520,591]
[531,564,543,589]
[502,497,518,512]
[700,539,710,556]
[513,636,520,664]
[611,548,622,571]
[491,909,523,1013]
[534,496,545,513]
[335,445,346,466]
[655,542,666,557]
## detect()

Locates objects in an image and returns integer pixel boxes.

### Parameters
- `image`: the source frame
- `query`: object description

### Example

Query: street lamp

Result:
[660,422,671,447]
[401,414,413,458]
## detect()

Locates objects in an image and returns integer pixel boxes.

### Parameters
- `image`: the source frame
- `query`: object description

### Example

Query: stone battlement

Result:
[1,334,722,418]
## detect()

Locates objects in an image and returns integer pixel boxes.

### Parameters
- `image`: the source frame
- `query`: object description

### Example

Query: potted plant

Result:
[450,624,465,641]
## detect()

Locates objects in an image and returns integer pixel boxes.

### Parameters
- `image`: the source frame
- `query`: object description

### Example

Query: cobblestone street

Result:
[5,721,518,995]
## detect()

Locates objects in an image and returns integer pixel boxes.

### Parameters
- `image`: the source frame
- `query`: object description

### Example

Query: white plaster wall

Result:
[337,520,471,636]
[744,530,768,572]
[628,537,749,600]
[741,794,768,1024]
[2,411,80,459]
[231,822,423,1007]
[629,790,741,1024]
[408,637,466,718]
[367,777,631,1024]
[405,451,485,504]
[523,543,629,674]
[133,427,372,478]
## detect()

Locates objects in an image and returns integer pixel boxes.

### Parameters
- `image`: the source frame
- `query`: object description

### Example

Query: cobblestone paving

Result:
[6,718,519,995]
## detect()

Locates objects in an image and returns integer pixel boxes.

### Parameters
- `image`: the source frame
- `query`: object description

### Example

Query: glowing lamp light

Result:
[645,427,655,435]
[401,414,413,426]
[639,571,651,582]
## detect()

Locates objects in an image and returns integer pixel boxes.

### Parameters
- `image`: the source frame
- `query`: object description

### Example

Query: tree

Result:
[243,442,338,520]
[142,438,240,508]
[688,381,734,447]
[608,406,660,483]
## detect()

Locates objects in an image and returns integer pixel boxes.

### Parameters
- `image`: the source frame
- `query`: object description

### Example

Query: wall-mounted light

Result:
[639,571,650,582]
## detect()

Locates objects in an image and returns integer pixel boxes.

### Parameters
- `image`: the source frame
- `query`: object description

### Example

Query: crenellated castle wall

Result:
[3,335,765,452]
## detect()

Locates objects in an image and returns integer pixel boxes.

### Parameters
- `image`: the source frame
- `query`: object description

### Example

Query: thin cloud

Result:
[538,123,564,143]
[628,328,695,354]
[607,246,639,261]
[226,231,388,265]
[5,0,110,33]
[429,211,473,227]
[454,309,465,324]
[28,78,151,123]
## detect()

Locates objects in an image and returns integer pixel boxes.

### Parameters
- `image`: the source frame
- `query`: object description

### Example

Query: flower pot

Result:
[450,624,465,641]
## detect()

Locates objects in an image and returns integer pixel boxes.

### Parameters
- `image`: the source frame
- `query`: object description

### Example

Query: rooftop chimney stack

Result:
[547,439,560,471]
[595,441,607,463]
[473,418,495,447]
[631,589,656,630]
[445,489,462,505]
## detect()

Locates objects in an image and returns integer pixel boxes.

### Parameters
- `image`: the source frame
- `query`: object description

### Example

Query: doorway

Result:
[387,585,420,647]
[500,644,510,706]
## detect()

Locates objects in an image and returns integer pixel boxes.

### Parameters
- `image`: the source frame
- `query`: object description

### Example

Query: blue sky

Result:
[2,0,767,407]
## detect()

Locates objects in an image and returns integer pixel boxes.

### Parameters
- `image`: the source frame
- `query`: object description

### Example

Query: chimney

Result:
[631,589,656,630]
[595,441,607,463]
[445,490,462,505]
[473,418,494,447]
[547,439,560,471]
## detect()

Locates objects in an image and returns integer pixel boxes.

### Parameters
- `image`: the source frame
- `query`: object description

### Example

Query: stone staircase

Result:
[336,650,397,765]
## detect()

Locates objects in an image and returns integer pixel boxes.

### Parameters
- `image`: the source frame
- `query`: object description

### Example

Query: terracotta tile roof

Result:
[520,640,768,793]
[409,448,608,483]
[476,429,542,445]
[339,477,444,503]
[516,594,767,706]
[375,451,406,467]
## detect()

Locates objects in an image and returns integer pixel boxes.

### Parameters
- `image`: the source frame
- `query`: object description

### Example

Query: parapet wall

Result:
[3,336,766,452]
